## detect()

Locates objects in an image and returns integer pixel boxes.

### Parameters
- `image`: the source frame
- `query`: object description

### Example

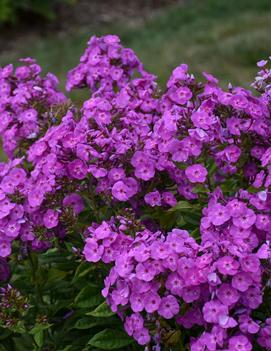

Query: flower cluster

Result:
[0,58,66,158]
[84,219,198,345]
[195,190,271,350]
[258,318,271,350]
[0,35,270,351]
[84,190,271,350]
[66,35,148,93]
[0,159,28,257]
[0,152,85,257]
[66,36,271,207]
[0,284,29,329]
[9,35,271,231]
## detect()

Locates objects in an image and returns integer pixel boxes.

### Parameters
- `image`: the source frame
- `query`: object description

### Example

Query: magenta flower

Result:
[226,199,247,217]
[232,208,256,229]
[166,272,184,295]
[115,255,134,278]
[131,151,155,181]
[158,295,179,319]
[216,283,239,306]
[63,193,84,214]
[67,159,88,180]
[144,191,161,207]
[166,229,188,253]
[132,244,150,263]
[134,161,155,181]
[216,256,239,276]
[223,145,241,163]
[133,328,151,345]
[169,86,192,105]
[240,254,260,273]
[208,204,231,226]
[181,286,201,303]
[94,221,112,240]
[231,272,252,292]
[112,178,137,201]
[83,238,104,263]
[162,192,177,206]
[151,241,170,260]
[242,287,262,309]
[112,181,130,201]
[185,164,208,183]
[191,111,213,130]
[239,315,260,334]
[202,300,228,323]
[255,214,270,231]
[124,313,144,336]
[136,262,156,282]
[108,168,125,182]
[144,291,161,313]
[43,209,59,229]
[228,335,252,351]
[5,220,20,238]
[130,293,144,312]
[0,240,11,258]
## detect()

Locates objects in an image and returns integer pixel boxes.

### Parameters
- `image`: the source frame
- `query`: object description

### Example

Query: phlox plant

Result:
[0,35,271,351]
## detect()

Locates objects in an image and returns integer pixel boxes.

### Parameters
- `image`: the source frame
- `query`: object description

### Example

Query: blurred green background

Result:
[0,0,271,96]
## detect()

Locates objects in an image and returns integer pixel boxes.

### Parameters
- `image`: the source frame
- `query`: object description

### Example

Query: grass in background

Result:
[0,0,271,97]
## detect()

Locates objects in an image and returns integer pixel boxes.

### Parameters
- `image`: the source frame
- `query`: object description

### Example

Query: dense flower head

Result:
[0,152,86,257]
[83,206,271,349]
[84,219,201,346]
[66,34,149,93]
[0,58,66,158]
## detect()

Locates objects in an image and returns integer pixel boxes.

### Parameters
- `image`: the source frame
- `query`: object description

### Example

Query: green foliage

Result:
[88,329,134,350]
[0,246,139,351]
[0,0,76,25]
[0,0,13,23]
[74,284,104,308]
[86,302,115,318]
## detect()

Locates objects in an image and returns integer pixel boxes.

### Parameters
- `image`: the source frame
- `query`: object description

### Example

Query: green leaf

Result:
[0,328,11,341]
[169,201,194,212]
[9,321,26,334]
[73,316,116,330]
[86,301,115,317]
[57,347,73,351]
[30,323,53,335]
[72,262,93,283]
[12,334,33,351]
[46,268,69,284]
[73,317,98,330]
[74,284,103,308]
[34,330,43,348]
[191,227,200,239]
[39,248,69,264]
[88,329,133,349]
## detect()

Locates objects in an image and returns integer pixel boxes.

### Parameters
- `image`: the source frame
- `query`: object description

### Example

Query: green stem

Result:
[28,250,44,307]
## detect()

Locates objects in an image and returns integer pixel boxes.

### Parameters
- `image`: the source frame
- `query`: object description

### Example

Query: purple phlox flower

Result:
[228,335,252,351]
[202,300,228,324]
[185,164,208,183]
[158,295,179,319]
[144,191,161,207]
